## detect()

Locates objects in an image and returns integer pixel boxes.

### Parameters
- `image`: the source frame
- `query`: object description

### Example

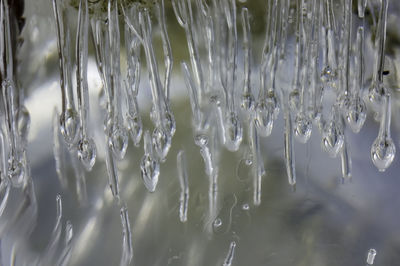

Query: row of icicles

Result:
[52,0,396,210]
[0,0,392,264]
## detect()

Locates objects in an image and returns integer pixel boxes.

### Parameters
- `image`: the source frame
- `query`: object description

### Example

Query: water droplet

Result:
[242,203,249,210]
[59,108,80,145]
[108,124,129,160]
[322,120,344,157]
[224,112,243,152]
[294,114,312,143]
[77,137,97,171]
[371,137,395,172]
[152,127,171,162]
[213,218,222,228]
[140,154,160,193]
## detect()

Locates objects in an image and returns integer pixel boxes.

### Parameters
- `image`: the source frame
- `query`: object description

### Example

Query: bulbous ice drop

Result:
[368,81,385,106]
[223,112,243,152]
[108,123,129,161]
[140,131,160,193]
[162,110,176,137]
[322,112,344,158]
[371,93,395,172]
[152,127,171,162]
[77,137,96,171]
[345,98,367,133]
[127,113,142,147]
[294,113,312,143]
[371,138,395,171]
[255,97,278,137]
[59,108,80,146]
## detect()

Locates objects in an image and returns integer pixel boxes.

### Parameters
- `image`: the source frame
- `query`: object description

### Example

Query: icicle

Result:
[76,0,96,171]
[346,27,366,133]
[368,0,389,105]
[2,80,24,186]
[56,221,73,266]
[240,7,255,112]
[249,120,264,206]
[52,109,68,188]
[366,249,377,265]
[293,0,312,144]
[182,62,203,129]
[177,150,189,223]
[284,106,296,186]
[255,0,280,138]
[132,7,175,157]
[52,0,80,146]
[120,206,133,266]
[41,195,63,265]
[340,133,351,179]
[105,135,120,200]
[222,241,236,266]
[123,81,142,147]
[290,0,302,113]
[156,0,173,101]
[371,92,395,171]
[140,131,160,192]
[321,0,338,83]
[172,0,205,103]
[106,0,128,161]
[358,0,367,18]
